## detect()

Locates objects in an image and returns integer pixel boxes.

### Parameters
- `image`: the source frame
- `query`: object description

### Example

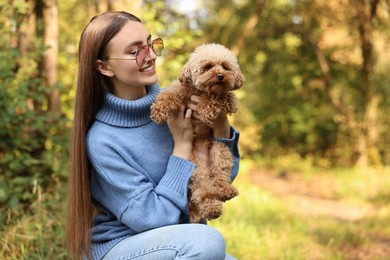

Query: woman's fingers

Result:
[187,95,200,115]
[190,95,201,103]
[185,107,192,119]
[187,103,197,112]
[178,104,185,115]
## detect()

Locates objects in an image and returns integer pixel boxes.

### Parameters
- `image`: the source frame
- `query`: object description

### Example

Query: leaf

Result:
[9,195,19,209]
[13,0,29,14]
[0,180,9,203]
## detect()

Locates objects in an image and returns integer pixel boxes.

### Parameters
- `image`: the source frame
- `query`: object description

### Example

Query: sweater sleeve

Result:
[213,126,240,181]
[87,139,195,233]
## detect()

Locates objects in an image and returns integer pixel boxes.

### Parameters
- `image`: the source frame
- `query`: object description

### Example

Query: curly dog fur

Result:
[150,43,245,223]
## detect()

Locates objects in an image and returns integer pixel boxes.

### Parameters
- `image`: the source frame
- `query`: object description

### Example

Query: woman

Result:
[67,11,240,259]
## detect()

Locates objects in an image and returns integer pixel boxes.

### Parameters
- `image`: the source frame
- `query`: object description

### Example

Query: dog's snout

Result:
[217,74,224,81]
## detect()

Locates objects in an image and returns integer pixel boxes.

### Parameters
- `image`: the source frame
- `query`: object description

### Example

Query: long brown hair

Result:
[67,11,141,259]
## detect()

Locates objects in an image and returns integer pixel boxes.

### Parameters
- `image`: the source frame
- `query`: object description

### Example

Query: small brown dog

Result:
[150,43,245,223]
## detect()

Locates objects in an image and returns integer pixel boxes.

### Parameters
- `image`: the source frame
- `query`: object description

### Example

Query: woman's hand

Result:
[167,105,193,160]
[187,95,231,138]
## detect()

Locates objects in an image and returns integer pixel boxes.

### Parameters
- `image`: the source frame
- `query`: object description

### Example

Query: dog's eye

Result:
[222,62,231,71]
[203,63,213,71]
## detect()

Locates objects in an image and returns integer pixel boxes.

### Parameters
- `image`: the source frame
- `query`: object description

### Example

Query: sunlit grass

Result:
[211,178,336,259]
[210,160,390,260]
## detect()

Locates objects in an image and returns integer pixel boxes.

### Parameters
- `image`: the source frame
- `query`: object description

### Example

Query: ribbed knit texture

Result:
[86,83,240,259]
[95,84,159,127]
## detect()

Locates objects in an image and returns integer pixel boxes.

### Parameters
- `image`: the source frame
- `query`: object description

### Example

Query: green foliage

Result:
[242,2,342,160]
[0,2,69,225]
[199,0,390,166]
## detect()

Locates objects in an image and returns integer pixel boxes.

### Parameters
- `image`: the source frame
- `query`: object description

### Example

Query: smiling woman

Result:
[67,11,241,260]
[95,21,159,100]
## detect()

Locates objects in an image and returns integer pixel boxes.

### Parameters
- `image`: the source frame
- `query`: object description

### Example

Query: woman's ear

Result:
[96,59,114,77]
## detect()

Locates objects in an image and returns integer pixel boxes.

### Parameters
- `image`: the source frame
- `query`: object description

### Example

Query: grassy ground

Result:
[1,184,67,259]
[211,160,390,260]
[1,159,390,259]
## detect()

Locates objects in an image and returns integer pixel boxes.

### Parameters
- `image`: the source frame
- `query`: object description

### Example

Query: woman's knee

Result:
[102,224,227,260]
[183,224,226,259]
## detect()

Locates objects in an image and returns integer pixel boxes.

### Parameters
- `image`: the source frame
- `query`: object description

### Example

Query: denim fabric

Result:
[101,224,236,260]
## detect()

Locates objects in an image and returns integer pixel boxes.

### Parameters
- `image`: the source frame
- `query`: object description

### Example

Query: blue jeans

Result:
[102,224,236,260]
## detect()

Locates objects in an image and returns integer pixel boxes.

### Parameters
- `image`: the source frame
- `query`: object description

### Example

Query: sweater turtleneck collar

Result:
[95,83,160,127]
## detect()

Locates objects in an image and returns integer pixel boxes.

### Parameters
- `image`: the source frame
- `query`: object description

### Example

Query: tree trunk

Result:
[42,0,60,113]
[17,2,36,111]
[354,0,380,167]
[17,5,36,59]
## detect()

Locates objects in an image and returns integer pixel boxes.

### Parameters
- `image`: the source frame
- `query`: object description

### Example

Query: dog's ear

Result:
[233,70,245,90]
[179,64,192,87]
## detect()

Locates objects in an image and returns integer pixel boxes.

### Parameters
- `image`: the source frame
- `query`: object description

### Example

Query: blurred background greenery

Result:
[1,0,389,259]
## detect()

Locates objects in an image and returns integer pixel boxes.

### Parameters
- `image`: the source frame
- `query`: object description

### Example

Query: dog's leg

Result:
[188,147,209,222]
[196,97,221,126]
[188,165,224,222]
[150,84,187,124]
[188,140,224,221]
[188,190,202,223]
[209,142,238,201]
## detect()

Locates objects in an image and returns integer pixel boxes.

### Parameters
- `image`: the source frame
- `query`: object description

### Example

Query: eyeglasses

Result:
[108,38,164,66]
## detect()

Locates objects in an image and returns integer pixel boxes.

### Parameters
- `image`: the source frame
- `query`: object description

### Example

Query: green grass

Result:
[210,180,335,259]
[211,185,316,259]
[1,159,390,259]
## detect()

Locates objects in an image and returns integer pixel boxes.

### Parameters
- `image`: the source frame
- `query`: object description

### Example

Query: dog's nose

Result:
[217,74,224,81]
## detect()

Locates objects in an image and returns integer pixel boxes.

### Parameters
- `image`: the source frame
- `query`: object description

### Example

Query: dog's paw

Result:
[196,97,225,125]
[218,185,238,201]
[150,93,182,124]
[150,103,168,124]
[199,199,223,220]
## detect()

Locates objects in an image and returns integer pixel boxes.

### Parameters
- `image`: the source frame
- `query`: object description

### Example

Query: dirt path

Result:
[248,168,390,260]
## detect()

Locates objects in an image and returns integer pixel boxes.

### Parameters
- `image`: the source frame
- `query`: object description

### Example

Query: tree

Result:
[42,0,60,113]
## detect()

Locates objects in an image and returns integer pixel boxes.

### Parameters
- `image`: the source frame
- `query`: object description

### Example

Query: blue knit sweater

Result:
[86,83,240,259]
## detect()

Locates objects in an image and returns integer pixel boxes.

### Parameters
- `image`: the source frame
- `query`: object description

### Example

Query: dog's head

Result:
[179,43,245,94]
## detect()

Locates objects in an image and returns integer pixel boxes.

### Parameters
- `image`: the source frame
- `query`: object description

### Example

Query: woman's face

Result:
[100,21,159,98]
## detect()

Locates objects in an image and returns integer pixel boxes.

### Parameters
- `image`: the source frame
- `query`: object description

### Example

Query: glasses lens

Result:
[135,38,164,66]
[136,45,149,66]
[152,38,164,56]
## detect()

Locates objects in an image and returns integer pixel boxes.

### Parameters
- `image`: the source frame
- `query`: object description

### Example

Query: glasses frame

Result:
[108,38,164,66]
